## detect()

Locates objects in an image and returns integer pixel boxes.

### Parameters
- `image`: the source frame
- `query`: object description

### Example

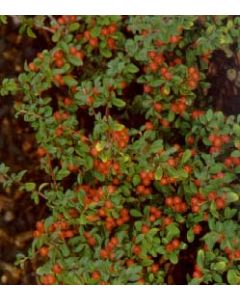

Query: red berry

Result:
[126,259,135,267]
[89,37,99,48]
[39,246,49,257]
[88,237,97,246]
[141,225,150,234]
[163,216,173,226]
[87,96,94,105]
[173,196,181,205]
[149,62,158,72]
[172,239,180,249]
[101,27,109,36]
[154,103,163,112]
[151,264,159,273]
[84,30,91,40]
[193,270,202,279]
[167,158,176,167]
[221,135,230,143]
[192,224,202,235]
[109,23,117,34]
[52,264,62,274]
[145,122,154,130]
[91,271,101,281]
[64,97,73,106]
[215,197,225,209]
[213,137,222,147]
[110,237,118,246]
[184,165,192,174]
[42,274,56,285]
[100,249,108,259]
[208,192,217,201]
[36,221,45,232]
[149,215,156,222]
[143,85,152,94]
[107,37,116,49]
[192,204,200,213]
[29,62,37,72]
[36,147,47,157]
[132,245,141,255]
[55,59,64,68]
[148,51,157,59]
[166,243,174,252]
[165,197,173,207]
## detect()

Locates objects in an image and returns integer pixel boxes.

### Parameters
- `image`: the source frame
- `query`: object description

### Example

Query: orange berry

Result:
[52,264,62,274]
[39,246,49,257]
[151,263,159,273]
[91,271,101,280]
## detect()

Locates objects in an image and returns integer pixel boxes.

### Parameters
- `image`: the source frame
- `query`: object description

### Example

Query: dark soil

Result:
[0,18,49,285]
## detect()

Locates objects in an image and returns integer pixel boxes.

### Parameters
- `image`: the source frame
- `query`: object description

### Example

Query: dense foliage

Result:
[1,16,240,284]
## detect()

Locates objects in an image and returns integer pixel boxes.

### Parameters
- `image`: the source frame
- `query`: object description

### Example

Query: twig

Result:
[47,154,58,192]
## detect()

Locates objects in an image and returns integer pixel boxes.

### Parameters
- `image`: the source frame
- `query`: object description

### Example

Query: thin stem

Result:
[47,154,58,192]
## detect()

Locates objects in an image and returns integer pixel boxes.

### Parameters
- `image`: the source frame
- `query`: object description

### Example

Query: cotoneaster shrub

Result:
[1,16,240,285]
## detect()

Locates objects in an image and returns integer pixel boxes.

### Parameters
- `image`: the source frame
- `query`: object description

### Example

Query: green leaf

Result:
[56,169,70,180]
[209,163,222,174]
[181,149,192,164]
[212,261,227,272]
[166,223,180,240]
[224,207,237,219]
[210,201,219,219]
[52,30,61,43]
[25,182,36,192]
[231,150,240,157]
[212,273,223,283]
[84,156,93,170]
[134,221,142,231]
[0,16,7,24]
[136,234,144,243]
[0,78,18,96]
[169,252,179,264]
[227,270,239,284]
[101,48,112,58]
[127,64,139,73]
[27,26,36,38]
[189,278,202,285]
[60,244,70,257]
[112,98,126,108]
[79,214,87,225]
[69,23,80,32]
[187,229,194,243]
[132,174,141,186]
[126,265,142,281]
[63,76,78,87]
[233,124,240,136]
[130,209,142,217]
[68,55,83,66]
[36,263,52,275]
[154,167,163,180]
[44,216,54,230]
[196,249,205,268]
[111,122,125,131]
[202,232,219,250]
[125,39,138,56]
[141,258,154,267]
[206,109,213,121]
[167,167,188,180]
[31,192,40,205]
[150,140,163,153]
[226,192,239,203]
[0,163,10,174]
